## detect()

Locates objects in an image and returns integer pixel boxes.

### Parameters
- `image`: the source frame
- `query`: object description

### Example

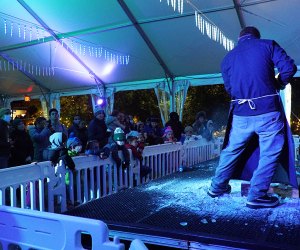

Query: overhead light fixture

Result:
[97,98,105,106]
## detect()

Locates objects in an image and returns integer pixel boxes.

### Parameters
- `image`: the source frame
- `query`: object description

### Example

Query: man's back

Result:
[222,35,296,116]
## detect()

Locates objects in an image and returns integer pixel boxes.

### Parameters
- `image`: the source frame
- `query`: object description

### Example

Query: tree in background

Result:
[60,95,93,128]
[183,85,230,131]
[114,85,230,131]
[114,89,161,123]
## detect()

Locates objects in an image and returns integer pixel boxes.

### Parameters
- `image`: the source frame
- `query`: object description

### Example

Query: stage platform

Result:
[65,159,300,250]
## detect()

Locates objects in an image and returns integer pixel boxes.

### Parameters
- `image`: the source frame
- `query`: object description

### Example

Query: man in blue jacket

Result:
[208,27,297,208]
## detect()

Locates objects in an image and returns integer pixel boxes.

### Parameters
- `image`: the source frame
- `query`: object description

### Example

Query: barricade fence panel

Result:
[0,138,223,213]
[0,205,125,250]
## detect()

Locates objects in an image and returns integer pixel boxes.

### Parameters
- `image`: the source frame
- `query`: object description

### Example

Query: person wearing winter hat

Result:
[0,107,12,168]
[67,133,82,156]
[110,127,130,169]
[94,105,106,117]
[165,111,184,142]
[87,108,111,159]
[87,106,108,148]
[43,132,75,171]
[126,130,140,140]
[163,126,176,143]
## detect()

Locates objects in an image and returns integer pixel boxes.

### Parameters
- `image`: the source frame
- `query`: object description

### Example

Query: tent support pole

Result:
[233,0,246,29]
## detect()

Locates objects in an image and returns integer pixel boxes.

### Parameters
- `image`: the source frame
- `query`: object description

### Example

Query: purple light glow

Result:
[97,98,104,105]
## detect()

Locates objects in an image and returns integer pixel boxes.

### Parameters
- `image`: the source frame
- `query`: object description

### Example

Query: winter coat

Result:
[28,125,51,161]
[0,119,10,157]
[222,35,296,116]
[87,118,108,148]
[9,128,34,166]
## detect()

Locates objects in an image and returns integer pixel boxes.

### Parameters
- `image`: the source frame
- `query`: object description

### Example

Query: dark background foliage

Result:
[11,78,300,134]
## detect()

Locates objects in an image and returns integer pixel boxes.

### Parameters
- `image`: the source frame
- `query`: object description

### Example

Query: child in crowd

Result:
[67,133,83,157]
[181,126,200,143]
[137,132,145,152]
[27,132,75,208]
[125,131,151,181]
[163,126,176,143]
[110,127,130,169]
[43,132,75,170]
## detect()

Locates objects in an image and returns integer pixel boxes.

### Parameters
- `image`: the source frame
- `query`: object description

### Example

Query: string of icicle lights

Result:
[1,16,130,65]
[160,0,235,51]
[0,58,55,77]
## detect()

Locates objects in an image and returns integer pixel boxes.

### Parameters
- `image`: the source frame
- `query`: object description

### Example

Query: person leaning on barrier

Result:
[208,26,298,209]
[125,131,151,181]
[43,132,75,171]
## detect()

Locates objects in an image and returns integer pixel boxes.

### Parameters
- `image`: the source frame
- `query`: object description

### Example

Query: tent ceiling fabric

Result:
[0,0,299,98]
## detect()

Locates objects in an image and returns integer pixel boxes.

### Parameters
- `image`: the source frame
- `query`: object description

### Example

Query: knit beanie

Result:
[164,126,173,134]
[67,133,82,149]
[0,108,10,118]
[163,126,173,137]
[113,127,125,141]
[94,105,105,117]
[126,130,139,139]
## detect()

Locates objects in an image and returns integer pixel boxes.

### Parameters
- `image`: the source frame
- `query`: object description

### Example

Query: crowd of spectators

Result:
[0,106,215,171]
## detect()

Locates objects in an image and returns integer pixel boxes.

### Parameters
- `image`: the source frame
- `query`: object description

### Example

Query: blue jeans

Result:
[210,111,285,201]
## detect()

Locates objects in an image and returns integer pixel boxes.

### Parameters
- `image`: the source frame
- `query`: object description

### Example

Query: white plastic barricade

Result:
[129,239,148,250]
[214,136,224,157]
[0,141,224,212]
[68,155,112,206]
[142,143,182,180]
[68,152,138,207]
[182,139,215,168]
[0,205,124,250]
[0,161,66,213]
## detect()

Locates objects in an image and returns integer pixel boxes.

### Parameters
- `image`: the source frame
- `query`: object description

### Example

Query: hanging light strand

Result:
[0,58,55,77]
[160,0,235,51]
[62,38,130,65]
[1,16,130,65]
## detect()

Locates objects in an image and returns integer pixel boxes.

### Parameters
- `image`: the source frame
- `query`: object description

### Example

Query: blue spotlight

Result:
[97,98,105,106]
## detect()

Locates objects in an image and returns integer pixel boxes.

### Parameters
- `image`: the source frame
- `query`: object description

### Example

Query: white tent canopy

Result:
[0,0,299,119]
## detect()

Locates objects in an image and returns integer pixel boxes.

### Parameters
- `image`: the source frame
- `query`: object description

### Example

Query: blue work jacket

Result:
[221,35,297,116]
